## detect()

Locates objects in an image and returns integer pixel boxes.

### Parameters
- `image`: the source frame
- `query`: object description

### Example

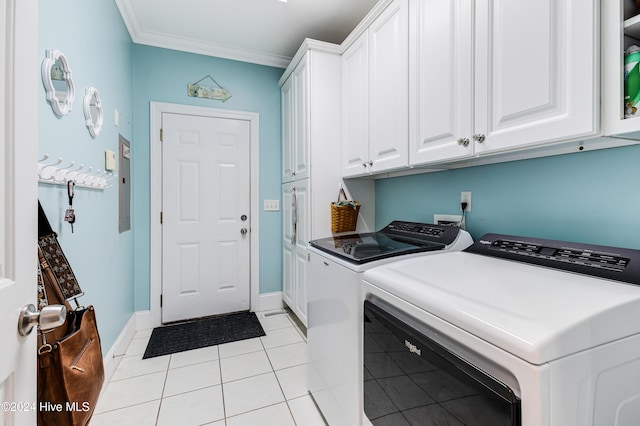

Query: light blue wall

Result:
[131,45,283,311]
[38,0,134,352]
[375,144,640,249]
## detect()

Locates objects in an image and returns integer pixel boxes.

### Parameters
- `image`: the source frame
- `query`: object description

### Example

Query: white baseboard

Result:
[256,291,283,312]
[101,313,137,392]
[134,310,155,330]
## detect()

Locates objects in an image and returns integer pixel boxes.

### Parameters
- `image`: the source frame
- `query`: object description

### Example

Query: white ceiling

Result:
[115,0,379,69]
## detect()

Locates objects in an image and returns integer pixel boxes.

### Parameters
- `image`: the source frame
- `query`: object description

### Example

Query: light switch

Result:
[105,150,117,171]
[264,200,280,211]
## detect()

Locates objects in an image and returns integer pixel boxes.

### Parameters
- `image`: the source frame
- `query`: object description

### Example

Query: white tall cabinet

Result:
[280,43,341,326]
[409,0,599,166]
[342,0,409,177]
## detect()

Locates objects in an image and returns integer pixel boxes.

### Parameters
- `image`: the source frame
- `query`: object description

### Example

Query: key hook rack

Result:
[38,154,117,190]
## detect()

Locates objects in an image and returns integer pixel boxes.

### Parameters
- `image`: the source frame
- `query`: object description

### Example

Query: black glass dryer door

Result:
[363,301,521,426]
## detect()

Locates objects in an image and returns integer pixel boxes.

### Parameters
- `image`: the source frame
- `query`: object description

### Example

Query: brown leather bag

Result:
[37,202,104,426]
[37,306,104,426]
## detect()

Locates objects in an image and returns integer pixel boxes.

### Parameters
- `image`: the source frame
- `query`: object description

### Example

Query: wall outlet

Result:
[460,191,472,212]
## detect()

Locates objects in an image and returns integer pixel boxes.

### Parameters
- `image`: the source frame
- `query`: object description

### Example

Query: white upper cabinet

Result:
[409,0,473,164]
[603,0,640,138]
[342,0,409,177]
[282,54,310,182]
[342,32,370,177]
[410,0,599,166]
[368,0,409,172]
[281,76,295,181]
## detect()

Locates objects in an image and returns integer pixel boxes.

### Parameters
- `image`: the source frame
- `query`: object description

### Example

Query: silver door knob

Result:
[473,133,486,143]
[240,227,248,235]
[362,163,367,168]
[18,303,66,336]
[368,160,373,166]
[457,138,470,147]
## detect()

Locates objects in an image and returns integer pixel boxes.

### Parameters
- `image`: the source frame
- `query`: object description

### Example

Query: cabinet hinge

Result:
[160,128,163,142]
[160,294,163,307]
[160,211,163,224]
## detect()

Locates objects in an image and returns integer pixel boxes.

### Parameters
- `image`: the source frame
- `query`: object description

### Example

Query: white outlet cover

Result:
[434,214,463,226]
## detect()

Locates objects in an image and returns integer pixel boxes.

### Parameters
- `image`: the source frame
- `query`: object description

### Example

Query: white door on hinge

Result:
[0,0,38,424]
[162,113,251,323]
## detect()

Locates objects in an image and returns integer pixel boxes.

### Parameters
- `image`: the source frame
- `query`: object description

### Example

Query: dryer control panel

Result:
[466,234,640,285]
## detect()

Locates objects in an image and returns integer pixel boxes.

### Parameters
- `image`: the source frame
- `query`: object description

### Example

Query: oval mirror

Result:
[41,49,75,116]
[83,87,103,137]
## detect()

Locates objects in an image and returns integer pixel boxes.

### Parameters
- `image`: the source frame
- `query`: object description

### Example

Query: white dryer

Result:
[307,221,473,426]
[362,233,640,425]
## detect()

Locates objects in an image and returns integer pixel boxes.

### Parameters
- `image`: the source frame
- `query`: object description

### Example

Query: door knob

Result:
[240,227,248,236]
[18,303,66,336]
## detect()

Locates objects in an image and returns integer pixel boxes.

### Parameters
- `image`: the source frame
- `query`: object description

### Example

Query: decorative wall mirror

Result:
[41,49,75,116]
[83,87,104,137]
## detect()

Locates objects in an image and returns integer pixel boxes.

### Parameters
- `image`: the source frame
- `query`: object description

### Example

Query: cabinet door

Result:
[410,0,473,165]
[342,32,371,177]
[474,0,598,154]
[294,179,310,326]
[290,179,311,326]
[292,55,310,181]
[282,183,295,307]
[281,76,295,182]
[368,0,409,173]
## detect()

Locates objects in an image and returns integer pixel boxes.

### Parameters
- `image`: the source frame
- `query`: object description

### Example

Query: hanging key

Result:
[65,181,76,233]
[64,207,75,232]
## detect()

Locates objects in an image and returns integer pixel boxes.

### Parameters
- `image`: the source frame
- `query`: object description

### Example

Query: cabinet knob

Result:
[362,163,368,168]
[473,134,486,143]
[368,160,373,166]
[457,138,470,147]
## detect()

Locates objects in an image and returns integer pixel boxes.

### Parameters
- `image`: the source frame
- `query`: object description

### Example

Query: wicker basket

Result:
[331,189,361,233]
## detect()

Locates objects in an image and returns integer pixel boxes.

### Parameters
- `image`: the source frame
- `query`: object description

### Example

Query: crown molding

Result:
[115,0,291,69]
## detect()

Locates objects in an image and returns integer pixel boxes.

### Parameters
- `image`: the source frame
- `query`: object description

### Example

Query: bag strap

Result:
[337,188,348,203]
[38,200,55,238]
[38,247,73,312]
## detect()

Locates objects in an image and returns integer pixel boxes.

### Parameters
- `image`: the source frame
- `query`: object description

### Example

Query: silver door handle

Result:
[18,303,66,336]
[240,227,248,236]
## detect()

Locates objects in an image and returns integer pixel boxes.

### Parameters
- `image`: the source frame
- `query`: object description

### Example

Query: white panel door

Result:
[0,0,38,424]
[474,0,597,154]
[292,55,310,181]
[162,113,251,323]
[341,32,370,177]
[281,76,294,183]
[281,182,295,308]
[410,0,474,165]
[293,179,309,325]
[368,0,409,173]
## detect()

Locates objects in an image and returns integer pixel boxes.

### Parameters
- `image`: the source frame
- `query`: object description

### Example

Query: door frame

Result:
[149,102,260,326]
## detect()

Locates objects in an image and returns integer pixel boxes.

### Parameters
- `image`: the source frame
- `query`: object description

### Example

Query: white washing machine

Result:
[307,221,473,426]
[362,233,640,425]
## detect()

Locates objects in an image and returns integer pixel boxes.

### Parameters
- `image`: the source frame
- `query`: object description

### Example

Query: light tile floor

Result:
[91,311,327,426]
